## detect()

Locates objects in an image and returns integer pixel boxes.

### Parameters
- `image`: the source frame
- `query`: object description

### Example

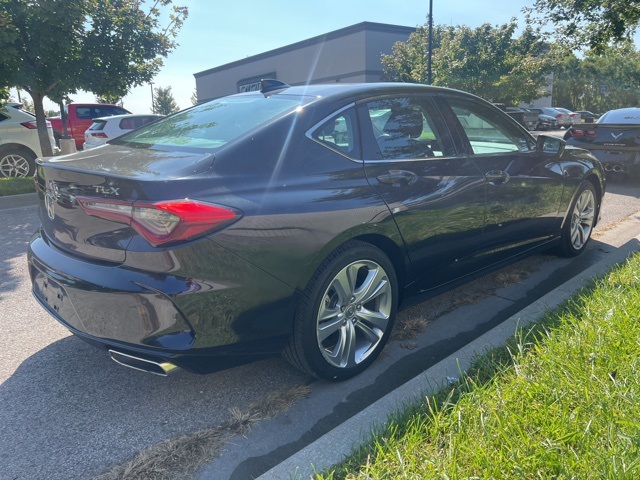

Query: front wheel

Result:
[283,241,398,381]
[555,181,598,257]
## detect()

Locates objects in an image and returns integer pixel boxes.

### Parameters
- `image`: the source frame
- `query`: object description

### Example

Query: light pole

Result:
[427,0,433,85]
[150,82,155,113]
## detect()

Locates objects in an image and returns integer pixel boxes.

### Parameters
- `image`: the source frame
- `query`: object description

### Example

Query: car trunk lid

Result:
[565,124,640,150]
[35,145,216,263]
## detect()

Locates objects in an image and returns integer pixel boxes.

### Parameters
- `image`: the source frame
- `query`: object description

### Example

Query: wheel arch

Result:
[0,143,38,159]
[584,171,604,228]
[298,228,412,306]
[351,233,410,303]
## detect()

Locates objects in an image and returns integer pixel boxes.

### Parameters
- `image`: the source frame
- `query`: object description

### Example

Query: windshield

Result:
[114,95,305,150]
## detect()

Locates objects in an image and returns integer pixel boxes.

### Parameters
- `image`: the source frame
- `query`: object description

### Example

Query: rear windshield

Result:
[88,120,107,131]
[114,95,305,150]
[598,109,640,124]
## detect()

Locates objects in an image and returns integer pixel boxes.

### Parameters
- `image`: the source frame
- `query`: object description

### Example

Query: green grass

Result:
[320,252,640,479]
[0,177,36,196]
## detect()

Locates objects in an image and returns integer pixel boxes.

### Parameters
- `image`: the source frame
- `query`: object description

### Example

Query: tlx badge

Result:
[93,186,120,195]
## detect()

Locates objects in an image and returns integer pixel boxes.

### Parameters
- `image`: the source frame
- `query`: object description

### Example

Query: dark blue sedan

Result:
[28,81,605,381]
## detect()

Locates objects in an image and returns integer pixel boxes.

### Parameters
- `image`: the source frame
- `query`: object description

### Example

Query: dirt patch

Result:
[95,385,311,480]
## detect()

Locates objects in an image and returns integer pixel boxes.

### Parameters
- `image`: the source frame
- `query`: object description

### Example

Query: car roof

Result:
[230,82,475,103]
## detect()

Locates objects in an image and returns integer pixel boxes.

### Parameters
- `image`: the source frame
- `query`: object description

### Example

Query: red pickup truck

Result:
[49,103,131,149]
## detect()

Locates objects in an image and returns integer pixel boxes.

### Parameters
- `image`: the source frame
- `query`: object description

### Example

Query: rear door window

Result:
[363,96,456,160]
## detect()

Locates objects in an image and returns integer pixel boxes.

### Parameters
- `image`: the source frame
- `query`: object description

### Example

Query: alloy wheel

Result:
[0,153,31,178]
[316,259,392,369]
[570,188,595,250]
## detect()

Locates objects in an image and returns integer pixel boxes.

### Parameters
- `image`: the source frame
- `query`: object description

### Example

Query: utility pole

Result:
[150,82,155,113]
[427,0,433,85]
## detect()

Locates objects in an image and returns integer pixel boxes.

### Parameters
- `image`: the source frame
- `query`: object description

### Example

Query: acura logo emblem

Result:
[44,191,55,220]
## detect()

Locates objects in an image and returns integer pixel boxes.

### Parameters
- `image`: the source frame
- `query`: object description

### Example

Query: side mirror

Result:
[536,134,566,156]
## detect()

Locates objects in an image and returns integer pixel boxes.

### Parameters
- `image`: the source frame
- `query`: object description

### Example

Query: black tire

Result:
[283,241,398,381]
[0,146,36,178]
[555,181,598,257]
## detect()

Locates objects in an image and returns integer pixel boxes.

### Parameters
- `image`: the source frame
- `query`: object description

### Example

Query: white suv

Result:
[0,103,56,177]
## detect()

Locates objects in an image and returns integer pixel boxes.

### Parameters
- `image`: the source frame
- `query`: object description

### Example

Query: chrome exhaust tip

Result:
[623,165,631,173]
[604,164,613,171]
[613,164,623,173]
[109,350,181,376]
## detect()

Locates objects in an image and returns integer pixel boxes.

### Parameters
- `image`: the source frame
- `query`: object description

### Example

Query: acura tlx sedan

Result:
[28,80,605,381]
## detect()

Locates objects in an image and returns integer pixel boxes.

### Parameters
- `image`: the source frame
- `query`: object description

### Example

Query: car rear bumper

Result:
[588,149,640,173]
[27,229,297,372]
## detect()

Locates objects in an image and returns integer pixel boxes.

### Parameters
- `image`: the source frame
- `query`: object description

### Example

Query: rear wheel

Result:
[555,181,597,257]
[283,241,398,381]
[0,147,36,178]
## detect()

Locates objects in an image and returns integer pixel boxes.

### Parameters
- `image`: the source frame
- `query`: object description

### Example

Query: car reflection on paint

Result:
[28,80,605,381]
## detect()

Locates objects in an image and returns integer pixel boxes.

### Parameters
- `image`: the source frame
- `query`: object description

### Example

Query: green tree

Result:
[190,89,198,106]
[382,20,552,105]
[553,42,640,112]
[96,95,122,105]
[530,0,640,52]
[153,86,179,115]
[0,0,187,156]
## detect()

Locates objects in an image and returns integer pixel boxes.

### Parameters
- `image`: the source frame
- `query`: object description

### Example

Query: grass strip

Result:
[0,177,35,196]
[320,252,640,479]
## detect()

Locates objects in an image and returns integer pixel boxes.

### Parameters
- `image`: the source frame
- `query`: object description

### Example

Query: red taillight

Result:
[90,132,109,138]
[567,128,596,138]
[556,114,563,119]
[20,120,52,129]
[76,198,241,247]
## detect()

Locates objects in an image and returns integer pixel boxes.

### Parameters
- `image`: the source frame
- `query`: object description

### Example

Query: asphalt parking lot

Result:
[1,176,639,479]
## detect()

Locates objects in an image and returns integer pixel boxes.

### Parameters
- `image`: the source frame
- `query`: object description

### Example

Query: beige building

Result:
[194,22,415,102]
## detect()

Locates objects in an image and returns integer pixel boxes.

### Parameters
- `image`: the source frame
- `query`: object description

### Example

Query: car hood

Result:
[40,144,215,180]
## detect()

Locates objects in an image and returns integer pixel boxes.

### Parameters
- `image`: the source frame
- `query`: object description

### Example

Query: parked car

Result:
[49,103,131,149]
[540,107,571,128]
[500,106,538,130]
[526,108,559,130]
[29,81,605,381]
[0,102,55,177]
[83,114,164,149]
[576,110,600,123]
[555,107,581,126]
[564,107,640,176]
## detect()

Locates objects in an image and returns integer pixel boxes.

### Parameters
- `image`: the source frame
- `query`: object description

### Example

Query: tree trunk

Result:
[30,91,54,157]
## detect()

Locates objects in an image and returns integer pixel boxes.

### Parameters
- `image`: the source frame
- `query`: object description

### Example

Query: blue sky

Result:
[39,0,534,113]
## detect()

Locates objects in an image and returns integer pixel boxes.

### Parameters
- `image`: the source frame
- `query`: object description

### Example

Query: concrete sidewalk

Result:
[253,233,640,479]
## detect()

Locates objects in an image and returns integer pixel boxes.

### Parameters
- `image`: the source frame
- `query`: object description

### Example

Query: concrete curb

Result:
[257,235,640,479]
[0,192,38,210]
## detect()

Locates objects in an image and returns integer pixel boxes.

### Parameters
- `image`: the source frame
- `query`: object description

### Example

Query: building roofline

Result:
[193,21,415,79]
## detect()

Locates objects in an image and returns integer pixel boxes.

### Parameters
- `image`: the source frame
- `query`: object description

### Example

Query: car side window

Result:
[312,110,357,156]
[365,97,451,160]
[76,107,91,119]
[447,98,534,154]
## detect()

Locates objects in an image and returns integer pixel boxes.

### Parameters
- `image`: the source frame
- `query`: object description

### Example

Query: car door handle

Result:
[485,170,510,186]
[376,170,418,186]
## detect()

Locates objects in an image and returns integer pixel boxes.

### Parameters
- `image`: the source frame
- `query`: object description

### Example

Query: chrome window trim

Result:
[362,154,465,164]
